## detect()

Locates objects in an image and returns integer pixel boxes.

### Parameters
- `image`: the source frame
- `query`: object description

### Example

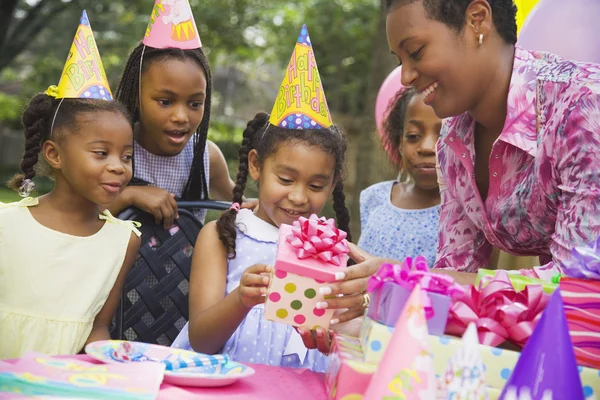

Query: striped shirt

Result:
[133,137,210,223]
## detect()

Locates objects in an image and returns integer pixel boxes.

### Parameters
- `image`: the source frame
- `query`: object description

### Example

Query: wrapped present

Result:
[446,270,549,349]
[360,316,394,364]
[429,336,599,399]
[325,334,376,400]
[366,257,464,335]
[264,215,348,330]
[560,277,600,369]
[364,285,436,400]
[560,237,600,370]
[499,290,585,399]
[475,269,558,294]
[360,318,600,398]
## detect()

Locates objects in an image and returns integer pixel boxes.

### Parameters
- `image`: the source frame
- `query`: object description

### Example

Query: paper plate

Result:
[85,340,255,387]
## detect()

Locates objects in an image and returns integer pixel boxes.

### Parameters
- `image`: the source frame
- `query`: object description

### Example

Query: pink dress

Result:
[435,46,600,280]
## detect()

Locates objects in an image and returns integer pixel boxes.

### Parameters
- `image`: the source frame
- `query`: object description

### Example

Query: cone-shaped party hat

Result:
[54,10,112,100]
[363,285,436,400]
[269,25,332,130]
[143,0,202,49]
[499,290,584,400]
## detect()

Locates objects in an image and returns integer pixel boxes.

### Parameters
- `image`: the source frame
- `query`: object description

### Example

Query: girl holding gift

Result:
[171,25,352,372]
[309,0,600,334]
[358,87,442,267]
[0,13,141,359]
[108,0,254,227]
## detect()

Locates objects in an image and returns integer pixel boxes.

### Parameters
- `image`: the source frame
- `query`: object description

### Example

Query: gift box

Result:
[368,281,451,335]
[475,268,558,294]
[560,277,600,369]
[359,316,393,364]
[446,270,549,349]
[429,335,599,400]
[324,334,376,400]
[264,215,348,330]
[359,317,599,399]
[365,257,463,336]
[560,237,600,370]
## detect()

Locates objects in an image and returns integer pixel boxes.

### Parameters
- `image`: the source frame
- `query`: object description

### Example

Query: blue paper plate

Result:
[85,340,255,387]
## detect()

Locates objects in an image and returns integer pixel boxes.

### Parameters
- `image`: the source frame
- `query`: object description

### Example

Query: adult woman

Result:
[300,0,600,350]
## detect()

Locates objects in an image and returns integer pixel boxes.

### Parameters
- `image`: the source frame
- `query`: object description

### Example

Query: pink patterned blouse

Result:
[434,46,600,280]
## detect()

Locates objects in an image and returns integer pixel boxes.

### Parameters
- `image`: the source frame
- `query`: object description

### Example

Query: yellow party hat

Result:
[269,25,332,129]
[55,10,112,100]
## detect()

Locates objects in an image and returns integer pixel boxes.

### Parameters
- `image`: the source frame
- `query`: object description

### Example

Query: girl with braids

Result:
[108,1,246,228]
[170,25,353,372]
[358,87,442,267]
[170,111,350,372]
[0,89,141,358]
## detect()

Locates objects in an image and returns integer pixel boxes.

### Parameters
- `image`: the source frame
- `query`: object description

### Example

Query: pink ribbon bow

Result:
[367,257,465,319]
[286,214,349,266]
[446,270,549,348]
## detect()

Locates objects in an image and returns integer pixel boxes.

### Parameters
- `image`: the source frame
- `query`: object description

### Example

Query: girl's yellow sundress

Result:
[0,197,141,359]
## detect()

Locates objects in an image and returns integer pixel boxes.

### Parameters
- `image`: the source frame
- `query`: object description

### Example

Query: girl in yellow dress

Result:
[0,90,141,359]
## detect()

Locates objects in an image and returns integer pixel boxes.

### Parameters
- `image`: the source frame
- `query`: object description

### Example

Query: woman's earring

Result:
[478,33,483,46]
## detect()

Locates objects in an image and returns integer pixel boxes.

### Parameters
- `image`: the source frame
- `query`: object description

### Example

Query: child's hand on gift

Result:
[236,264,272,309]
[297,326,331,354]
[296,312,363,354]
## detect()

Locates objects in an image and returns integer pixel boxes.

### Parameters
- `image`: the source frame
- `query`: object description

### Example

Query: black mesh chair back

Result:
[110,200,231,345]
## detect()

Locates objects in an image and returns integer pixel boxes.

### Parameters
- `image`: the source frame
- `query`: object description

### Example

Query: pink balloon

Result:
[518,0,600,64]
[375,66,406,153]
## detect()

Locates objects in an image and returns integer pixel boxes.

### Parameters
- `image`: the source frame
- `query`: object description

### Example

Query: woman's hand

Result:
[319,244,394,325]
[236,264,272,309]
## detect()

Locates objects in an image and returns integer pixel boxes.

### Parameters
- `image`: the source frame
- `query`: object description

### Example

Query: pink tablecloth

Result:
[6,354,328,400]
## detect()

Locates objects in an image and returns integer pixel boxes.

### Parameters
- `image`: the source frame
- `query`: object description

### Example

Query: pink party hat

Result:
[499,290,584,400]
[143,0,201,49]
[442,322,489,399]
[363,285,436,400]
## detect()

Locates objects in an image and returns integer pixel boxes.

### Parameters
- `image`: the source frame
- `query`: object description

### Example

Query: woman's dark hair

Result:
[382,87,417,168]
[386,0,517,45]
[115,43,212,200]
[8,93,131,193]
[217,112,351,259]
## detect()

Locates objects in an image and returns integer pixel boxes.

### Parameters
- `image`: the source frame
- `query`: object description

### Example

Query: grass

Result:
[0,187,22,203]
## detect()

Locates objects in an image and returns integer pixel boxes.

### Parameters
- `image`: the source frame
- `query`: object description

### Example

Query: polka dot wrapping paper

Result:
[359,317,600,399]
[264,223,348,330]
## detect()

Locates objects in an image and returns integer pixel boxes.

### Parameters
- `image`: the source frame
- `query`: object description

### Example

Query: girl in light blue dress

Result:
[172,111,351,373]
[358,88,442,267]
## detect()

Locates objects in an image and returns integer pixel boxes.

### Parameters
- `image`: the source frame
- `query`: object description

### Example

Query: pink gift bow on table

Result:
[366,256,465,319]
[286,214,349,266]
[562,236,600,280]
[445,270,550,348]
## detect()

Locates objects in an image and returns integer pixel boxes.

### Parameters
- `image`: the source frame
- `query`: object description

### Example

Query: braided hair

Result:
[115,43,212,200]
[7,93,131,194]
[386,0,518,45]
[217,113,351,259]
